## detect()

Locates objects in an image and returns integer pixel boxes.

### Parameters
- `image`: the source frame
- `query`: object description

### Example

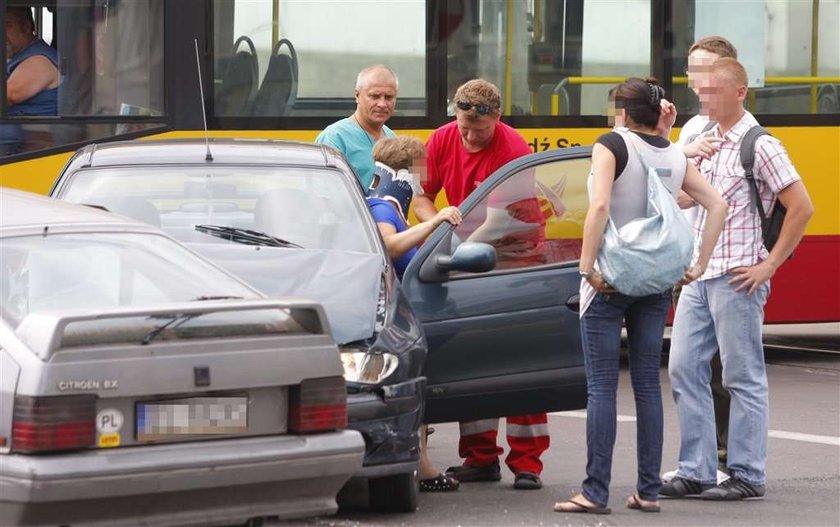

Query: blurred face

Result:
[355,70,397,128]
[607,103,625,128]
[687,49,720,101]
[408,155,428,192]
[6,11,33,58]
[455,112,498,152]
[700,70,746,122]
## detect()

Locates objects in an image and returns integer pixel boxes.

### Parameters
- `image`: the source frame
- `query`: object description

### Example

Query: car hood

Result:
[189,244,382,344]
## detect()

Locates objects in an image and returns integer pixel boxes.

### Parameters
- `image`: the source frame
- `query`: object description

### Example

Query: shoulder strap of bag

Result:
[686,120,717,145]
[740,125,772,224]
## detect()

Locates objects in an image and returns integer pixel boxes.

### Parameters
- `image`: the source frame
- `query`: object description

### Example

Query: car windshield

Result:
[0,232,257,328]
[60,166,376,254]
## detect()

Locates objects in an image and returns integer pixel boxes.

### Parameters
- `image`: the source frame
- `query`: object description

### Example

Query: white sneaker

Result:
[662,469,729,484]
[661,469,678,483]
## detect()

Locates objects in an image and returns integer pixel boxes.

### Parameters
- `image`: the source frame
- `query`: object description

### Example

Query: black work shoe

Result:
[659,476,714,498]
[700,476,765,501]
[513,472,542,490]
[445,462,502,482]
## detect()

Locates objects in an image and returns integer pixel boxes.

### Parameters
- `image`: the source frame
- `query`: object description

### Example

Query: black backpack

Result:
[690,121,787,252]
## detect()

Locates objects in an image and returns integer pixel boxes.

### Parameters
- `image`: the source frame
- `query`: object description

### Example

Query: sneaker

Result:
[513,472,542,490]
[662,469,729,485]
[444,462,502,482]
[659,476,714,499]
[700,476,765,501]
[661,469,678,483]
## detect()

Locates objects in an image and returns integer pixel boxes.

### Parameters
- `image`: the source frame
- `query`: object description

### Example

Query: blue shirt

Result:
[368,198,416,279]
[315,118,395,191]
[7,38,58,117]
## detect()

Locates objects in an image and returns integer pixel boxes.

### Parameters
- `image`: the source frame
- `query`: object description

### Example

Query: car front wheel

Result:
[368,471,418,512]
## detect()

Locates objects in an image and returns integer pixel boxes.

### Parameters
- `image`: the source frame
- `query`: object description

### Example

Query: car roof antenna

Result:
[194,38,213,162]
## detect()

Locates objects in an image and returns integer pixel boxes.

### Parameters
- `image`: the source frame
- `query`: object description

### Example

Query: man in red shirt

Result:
[414,79,549,490]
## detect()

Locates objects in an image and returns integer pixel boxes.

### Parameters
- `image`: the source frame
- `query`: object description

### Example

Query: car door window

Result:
[452,157,591,275]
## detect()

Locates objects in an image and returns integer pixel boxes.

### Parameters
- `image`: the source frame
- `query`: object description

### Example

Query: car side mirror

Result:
[435,242,496,274]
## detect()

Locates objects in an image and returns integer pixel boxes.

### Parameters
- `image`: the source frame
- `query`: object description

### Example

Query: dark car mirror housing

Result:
[435,242,497,274]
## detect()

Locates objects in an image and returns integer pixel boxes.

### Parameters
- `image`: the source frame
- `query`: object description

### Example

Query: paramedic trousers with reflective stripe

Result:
[458,414,549,474]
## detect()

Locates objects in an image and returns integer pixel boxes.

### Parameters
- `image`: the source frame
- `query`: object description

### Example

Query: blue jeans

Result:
[580,290,671,506]
[669,275,769,486]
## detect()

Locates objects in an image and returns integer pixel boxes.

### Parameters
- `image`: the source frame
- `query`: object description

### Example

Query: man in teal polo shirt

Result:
[316,65,398,191]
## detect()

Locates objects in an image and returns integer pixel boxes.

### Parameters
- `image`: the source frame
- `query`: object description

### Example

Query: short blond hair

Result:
[712,57,748,87]
[373,136,426,172]
[689,36,738,59]
[454,79,501,119]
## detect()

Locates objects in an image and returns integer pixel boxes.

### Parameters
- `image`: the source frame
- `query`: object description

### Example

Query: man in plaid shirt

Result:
[662,58,813,501]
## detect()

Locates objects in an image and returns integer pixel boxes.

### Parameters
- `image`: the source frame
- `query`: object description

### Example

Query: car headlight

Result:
[340,351,399,384]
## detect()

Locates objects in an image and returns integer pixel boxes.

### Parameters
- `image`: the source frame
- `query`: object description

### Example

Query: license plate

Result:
[136,396,247,440]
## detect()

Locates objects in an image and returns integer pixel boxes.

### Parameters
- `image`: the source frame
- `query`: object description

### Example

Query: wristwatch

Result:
[579,269,593,278]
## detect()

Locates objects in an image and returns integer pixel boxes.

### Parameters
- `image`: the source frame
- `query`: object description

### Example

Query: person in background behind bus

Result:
[367,135,462,492]
[2,7,59,155]
[660,35,739,487]
[662,58,813,501]
[315,65,398,191]
[413,79,549,491]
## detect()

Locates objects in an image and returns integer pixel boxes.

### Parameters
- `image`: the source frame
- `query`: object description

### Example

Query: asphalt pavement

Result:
[275,329,840,527]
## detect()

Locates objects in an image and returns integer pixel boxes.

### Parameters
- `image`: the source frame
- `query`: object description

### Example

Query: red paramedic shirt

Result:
[424,120,532,206]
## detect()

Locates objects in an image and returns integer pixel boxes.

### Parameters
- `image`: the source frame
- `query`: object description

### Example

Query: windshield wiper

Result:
[194,224,303,248]
[191,295,244,301]
[141,313,197,345]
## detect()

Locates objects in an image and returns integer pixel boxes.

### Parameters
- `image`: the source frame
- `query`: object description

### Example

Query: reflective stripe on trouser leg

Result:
[505,413,550,475]
[459,418,502,467]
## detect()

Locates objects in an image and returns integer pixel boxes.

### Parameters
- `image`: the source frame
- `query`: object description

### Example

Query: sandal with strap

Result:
[626,493,661,512]
[419,473,460,492]
[553,495,611,515]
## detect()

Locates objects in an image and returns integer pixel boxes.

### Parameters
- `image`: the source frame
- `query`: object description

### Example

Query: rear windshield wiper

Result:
[194,224,303,248]
[191,295,244,301]
[141,313,197,345]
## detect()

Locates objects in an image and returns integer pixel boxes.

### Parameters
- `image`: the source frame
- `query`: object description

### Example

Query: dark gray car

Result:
[50,138,591,511]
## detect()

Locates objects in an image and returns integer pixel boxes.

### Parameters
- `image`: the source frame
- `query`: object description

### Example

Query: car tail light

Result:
[288,377,347,433]
[11,395,96,453]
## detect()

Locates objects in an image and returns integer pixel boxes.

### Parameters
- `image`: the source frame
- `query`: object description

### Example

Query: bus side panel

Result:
[764,234,840,323]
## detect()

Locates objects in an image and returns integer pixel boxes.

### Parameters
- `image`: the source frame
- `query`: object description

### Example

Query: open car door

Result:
[401,146,594,423]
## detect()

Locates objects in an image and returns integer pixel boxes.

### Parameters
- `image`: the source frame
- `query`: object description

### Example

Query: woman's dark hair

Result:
[609,77,665,128]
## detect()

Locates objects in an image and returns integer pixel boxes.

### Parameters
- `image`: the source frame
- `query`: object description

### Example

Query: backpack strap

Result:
[685,120,717,145]
[740,125,772,223]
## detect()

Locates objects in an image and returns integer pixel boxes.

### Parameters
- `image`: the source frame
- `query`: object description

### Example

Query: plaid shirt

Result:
[694,110,801,280]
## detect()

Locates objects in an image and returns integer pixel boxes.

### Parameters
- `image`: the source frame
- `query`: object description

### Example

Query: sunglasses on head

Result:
[456,100,496,115]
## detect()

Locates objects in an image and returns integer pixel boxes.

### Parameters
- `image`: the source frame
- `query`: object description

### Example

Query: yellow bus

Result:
[2,0,838,323]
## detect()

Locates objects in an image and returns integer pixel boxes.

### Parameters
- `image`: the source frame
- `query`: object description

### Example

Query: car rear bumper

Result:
[0,431,364,526]
[347,376,425,478]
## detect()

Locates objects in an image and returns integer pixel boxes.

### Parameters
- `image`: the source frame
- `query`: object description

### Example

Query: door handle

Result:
[565,294,580,312]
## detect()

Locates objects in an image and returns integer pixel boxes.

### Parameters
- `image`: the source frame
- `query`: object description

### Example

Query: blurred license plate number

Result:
[137,397,247,440]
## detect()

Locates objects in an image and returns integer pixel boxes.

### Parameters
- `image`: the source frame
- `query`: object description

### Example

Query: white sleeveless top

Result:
[580,128,687,315]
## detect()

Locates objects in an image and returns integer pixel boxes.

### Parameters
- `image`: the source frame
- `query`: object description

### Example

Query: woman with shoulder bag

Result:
[553,78,726,515]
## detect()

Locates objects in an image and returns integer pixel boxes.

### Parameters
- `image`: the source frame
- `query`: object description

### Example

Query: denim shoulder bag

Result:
[596,133,694,296]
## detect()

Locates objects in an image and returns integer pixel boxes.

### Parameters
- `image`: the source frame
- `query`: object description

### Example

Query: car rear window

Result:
[0,232,256,328]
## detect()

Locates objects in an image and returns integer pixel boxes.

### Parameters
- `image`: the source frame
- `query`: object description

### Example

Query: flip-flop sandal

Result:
[419,473,459,492]
[553,497,611,515]
[626,493,661,512]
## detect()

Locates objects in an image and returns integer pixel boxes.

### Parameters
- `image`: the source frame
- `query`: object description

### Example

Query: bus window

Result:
[1,1,166,157]
[671,1,840,115]
[442,0,652,117]
[212,0,427,118]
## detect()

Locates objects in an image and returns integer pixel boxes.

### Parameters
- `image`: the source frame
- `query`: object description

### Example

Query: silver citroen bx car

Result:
[0,188,364,526]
